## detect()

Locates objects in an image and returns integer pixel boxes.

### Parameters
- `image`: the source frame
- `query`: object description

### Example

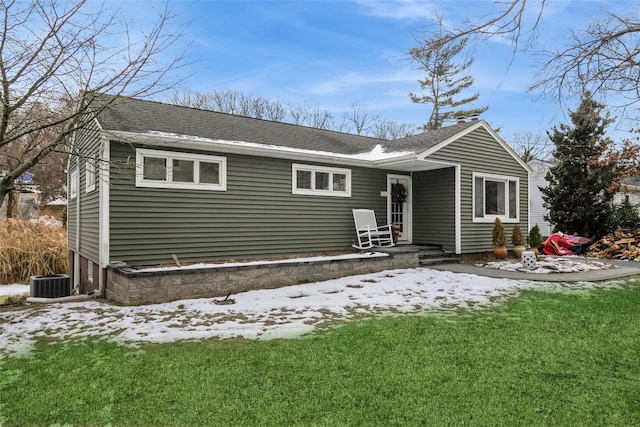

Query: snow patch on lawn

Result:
[480,256,613,274]
[0,266,630,359]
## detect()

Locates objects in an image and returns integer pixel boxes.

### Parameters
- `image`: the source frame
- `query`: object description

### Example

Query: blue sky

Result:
[147,0,633,144]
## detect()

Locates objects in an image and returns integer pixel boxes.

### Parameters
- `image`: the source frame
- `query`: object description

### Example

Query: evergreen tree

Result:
[408,20,488,131]
[541,91,618,237]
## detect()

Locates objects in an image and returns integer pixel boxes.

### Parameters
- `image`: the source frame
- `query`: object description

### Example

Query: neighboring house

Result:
[528,159,554,237]
[528,160,640,238]
[614,177,640,208]
[68,95,531,293]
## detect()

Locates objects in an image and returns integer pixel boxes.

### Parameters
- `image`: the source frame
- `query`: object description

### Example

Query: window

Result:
[473,173,519,222]
[136,149,226,191]
[292,164,351,197]
[70,170,78,199]
[85,159,96,193]
[87,260,94,284]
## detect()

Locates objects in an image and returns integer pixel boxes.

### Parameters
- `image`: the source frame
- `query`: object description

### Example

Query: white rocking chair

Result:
[352,209,395,250]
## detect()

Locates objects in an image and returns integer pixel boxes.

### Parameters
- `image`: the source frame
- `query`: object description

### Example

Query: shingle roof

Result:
[94,94,481,157]
[95,95,384,155]
[388,120,479,152]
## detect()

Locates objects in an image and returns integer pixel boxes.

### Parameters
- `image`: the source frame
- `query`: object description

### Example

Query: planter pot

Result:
[493,246,508,259]
[513,246,526,259]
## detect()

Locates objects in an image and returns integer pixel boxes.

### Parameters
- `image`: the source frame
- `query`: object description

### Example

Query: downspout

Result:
[97,137,109,297]
[454,165,461,254]
[74,154,81,293]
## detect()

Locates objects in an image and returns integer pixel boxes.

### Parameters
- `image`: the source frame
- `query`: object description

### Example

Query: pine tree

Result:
[540,91,618,237]
[408,20,488,131]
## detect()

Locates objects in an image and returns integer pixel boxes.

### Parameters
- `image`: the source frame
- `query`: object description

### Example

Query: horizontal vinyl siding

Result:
[412,168,456,251]
[109,141,393,266]
[427,128,529,253]
[68,125,101,262]
[529,165,553,236]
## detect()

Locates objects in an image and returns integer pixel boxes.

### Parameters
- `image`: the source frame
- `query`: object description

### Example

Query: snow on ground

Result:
[481,256,614,274]
[0,263,630,360]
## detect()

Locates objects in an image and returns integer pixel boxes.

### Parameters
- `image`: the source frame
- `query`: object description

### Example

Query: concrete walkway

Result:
[429,258,640,282]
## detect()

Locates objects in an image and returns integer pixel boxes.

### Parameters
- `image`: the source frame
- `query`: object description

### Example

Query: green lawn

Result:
[2,283,640,426]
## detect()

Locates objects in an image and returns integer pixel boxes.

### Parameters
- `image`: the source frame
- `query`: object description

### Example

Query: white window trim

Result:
[292,163,351,197]
[69,169,78,199]
[135,148,227,191]
[85,160,96,193]
[472,172,519,223]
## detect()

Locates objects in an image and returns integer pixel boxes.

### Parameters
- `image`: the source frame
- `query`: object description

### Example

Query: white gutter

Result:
[104,130,417,170]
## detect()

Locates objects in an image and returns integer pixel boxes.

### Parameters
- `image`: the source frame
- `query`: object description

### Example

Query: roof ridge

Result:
[102,93,388,143]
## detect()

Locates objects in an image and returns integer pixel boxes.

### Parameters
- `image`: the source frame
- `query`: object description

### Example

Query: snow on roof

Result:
[141,131,415,161]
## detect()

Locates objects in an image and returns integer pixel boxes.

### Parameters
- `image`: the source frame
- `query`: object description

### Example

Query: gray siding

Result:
[412,168,456,251]
[529,161,553,236]
[68,124,101,263]
[109,141,395,266]
[426,127,529,253]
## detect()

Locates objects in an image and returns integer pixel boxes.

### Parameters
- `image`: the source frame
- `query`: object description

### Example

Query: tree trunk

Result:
[0,176,13,218]
[6,190,18,219]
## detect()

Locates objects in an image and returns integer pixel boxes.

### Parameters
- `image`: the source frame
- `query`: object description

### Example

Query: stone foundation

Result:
[106,250,419,305]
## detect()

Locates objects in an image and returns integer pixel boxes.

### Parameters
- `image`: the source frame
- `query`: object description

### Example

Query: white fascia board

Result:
[418,121,533,174]
[374,157,457,172]
[105,130,416,169]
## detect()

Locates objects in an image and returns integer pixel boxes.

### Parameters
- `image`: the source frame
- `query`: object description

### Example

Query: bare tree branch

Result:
[0,0,189,211]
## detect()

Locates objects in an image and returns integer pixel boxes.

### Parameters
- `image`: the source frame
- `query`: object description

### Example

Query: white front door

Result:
[388,175,412,244]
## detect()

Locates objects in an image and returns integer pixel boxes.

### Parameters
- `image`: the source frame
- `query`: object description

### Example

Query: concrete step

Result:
[417,245,459,266]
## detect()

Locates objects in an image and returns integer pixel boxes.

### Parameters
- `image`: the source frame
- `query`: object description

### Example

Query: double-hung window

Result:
[136,148,226,191]
[85,159,96,193]
[292,164,351,197]
[473,173,519,222]
[69,170,78,199]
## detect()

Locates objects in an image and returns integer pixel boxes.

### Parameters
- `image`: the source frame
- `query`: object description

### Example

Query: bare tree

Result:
[371,120,415,140]
[288,101,335,130]
[510,131,552,162]
[342,103,379,135]
[0,0,187,212]
[171,89,415,138]
[532,11,640,112]
[419,1,640,116]
[170,89,288,122]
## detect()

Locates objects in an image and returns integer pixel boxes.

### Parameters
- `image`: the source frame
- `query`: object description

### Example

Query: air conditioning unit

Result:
[29,274,71,298]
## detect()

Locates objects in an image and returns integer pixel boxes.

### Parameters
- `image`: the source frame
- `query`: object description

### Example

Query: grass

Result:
[0,218,68,284]
[1,284,640,426]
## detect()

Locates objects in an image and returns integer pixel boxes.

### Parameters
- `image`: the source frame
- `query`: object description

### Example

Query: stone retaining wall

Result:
[106,251,419,305]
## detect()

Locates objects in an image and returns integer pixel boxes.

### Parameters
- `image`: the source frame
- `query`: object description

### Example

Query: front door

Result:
[388,175,412,244]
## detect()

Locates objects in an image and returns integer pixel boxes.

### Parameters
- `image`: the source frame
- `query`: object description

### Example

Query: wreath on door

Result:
[392,183,408,204]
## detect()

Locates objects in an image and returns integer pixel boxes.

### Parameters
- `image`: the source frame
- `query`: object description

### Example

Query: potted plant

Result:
[511,224,526,259]
[492,217,508,259]
[528,225,543,255]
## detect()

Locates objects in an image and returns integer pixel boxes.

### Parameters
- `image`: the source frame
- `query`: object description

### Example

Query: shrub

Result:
[529,225,543,249]
[492,218,507,247]
[605,200,640,233]
[511,224,524,246]
[0,218,68,284]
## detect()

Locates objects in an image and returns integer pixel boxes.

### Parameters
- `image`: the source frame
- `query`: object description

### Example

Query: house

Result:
[614,177,640,208]
[528,158,555,237]
[68,95,531,299]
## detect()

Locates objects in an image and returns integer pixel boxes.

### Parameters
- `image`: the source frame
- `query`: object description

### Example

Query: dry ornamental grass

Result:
[0,218,68,284]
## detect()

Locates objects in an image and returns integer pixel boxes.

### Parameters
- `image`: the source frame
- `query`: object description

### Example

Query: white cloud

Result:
[354,0,438,21]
